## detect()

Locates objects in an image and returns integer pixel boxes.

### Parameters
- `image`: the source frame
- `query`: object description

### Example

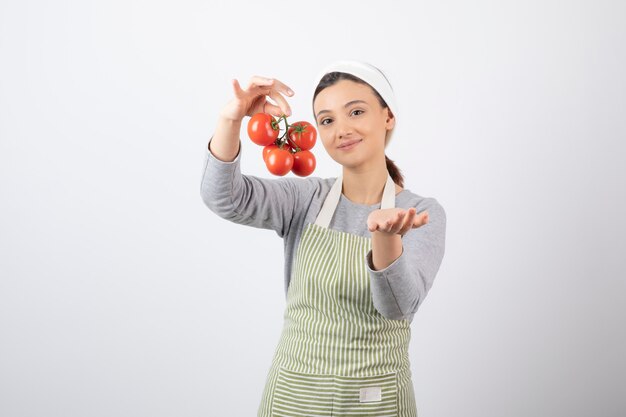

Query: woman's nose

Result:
[335,120,353,139]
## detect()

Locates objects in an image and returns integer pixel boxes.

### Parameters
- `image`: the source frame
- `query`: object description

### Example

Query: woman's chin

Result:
[333,155,365,169]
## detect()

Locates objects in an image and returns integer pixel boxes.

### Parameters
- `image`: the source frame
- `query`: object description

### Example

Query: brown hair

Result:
[312,71,405,188]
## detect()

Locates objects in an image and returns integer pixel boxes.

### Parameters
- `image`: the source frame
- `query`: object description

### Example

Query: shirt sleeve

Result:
[365,198,447,321]
[200,135,312,238]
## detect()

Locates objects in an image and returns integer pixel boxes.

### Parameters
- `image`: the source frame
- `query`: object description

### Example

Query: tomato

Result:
[287,121,317,151]
[248,113,279,146]
[265,147,294,176]
[291,150,316,177]
[262,143,280,163]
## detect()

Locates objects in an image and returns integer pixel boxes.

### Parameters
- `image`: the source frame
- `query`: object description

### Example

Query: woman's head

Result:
[312,69,404,187]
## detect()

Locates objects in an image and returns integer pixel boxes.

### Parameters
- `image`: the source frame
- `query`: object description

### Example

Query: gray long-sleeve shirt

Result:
[200,136,446,322]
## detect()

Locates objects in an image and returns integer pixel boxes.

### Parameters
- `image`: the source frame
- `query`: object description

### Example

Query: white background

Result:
[1,1,625,416]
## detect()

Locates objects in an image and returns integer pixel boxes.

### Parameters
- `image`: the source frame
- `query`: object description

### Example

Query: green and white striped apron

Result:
[257,173,417,417]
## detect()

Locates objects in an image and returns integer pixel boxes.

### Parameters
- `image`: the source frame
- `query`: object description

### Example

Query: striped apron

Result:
[257,173,417,417]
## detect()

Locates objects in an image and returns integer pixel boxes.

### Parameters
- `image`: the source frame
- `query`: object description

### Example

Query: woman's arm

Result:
[365,198,447,321]
[200,131,315,238]
[208,116,242,163]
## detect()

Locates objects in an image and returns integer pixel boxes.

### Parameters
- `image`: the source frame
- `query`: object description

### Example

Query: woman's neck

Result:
[341,164,400,205]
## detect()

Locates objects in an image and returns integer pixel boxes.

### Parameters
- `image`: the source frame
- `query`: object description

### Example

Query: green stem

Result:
[286,136,301,152]
[274,114,292,149]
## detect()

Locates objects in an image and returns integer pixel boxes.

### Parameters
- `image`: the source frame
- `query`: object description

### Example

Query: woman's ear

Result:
[385,108,396,129]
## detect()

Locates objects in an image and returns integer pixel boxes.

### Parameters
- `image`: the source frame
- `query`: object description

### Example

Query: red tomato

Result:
[248,113,279,146]
[287,121,317,151]
[262,143,280,163]
[291,150,316,177]
[265,147,294,176]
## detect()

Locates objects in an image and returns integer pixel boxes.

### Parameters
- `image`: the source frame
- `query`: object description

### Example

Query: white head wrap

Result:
[312,60,398,148]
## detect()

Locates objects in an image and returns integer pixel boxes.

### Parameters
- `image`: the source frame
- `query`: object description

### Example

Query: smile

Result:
[338,139,363,151]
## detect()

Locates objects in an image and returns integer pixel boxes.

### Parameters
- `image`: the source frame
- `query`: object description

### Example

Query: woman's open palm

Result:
[367,207,429,237]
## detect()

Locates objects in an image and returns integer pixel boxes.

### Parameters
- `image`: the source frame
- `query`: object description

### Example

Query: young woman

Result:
[200,60,447,417]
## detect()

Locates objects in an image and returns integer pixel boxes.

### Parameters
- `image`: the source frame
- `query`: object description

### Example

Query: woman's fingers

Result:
[246,76,275,90]
[232,78,270,101]
[391,210,406,233]
[368,207,427,235]
[381,210,404,234]
[261,99,284,117]
[398,208,416,235]
[369,209,404,234]
[275,79,295,97]
[232,79,246,98]
[267,89,292,117]
[263,77,294,116]
[412,210,429,228]
[367,218,379,232]
[263,77,294,97]
[235,76,293,117]
[246,76,294,98]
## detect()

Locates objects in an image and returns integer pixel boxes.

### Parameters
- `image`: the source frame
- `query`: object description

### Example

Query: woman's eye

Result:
[320,110,363,126]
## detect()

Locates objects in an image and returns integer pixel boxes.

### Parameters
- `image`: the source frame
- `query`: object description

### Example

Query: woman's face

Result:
[313,80,395,169]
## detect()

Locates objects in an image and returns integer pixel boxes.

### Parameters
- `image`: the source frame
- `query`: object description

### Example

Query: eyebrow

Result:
[316,100,369,119]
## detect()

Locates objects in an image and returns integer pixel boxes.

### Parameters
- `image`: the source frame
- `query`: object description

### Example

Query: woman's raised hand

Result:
[219,76,295,122]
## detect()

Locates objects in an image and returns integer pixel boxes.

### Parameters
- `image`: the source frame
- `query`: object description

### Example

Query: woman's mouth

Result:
[337,139,363,151]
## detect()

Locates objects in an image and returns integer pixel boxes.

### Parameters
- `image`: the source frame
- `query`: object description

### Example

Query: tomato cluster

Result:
[247,112,317,177]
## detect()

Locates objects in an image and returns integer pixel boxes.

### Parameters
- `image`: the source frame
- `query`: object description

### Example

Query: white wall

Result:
[1,0,624,416]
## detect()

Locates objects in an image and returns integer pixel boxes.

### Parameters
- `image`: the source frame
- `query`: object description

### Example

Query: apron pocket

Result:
[271,366,398,417]
[332,371,398,417]
[271,366,335,417]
